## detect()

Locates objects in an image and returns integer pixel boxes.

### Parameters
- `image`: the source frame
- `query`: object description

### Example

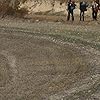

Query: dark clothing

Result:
[92,11,97,20]
[68,2,76,11]
[80,11,85,21]
[80,1,88,21]
[92,2,99,20]
[67,1,76,21]
[80,2,87,11]
[67,10,74,21]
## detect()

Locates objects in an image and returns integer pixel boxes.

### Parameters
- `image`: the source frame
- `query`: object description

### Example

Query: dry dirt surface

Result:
[0,16,100,100]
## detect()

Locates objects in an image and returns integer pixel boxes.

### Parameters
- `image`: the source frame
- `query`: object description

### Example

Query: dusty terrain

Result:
[0,15,100,100]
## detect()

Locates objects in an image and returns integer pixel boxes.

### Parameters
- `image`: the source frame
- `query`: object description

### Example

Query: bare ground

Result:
[0,15,100,100]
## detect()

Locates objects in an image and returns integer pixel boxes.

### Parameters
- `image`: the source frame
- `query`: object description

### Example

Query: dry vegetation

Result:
[0,0,28,17]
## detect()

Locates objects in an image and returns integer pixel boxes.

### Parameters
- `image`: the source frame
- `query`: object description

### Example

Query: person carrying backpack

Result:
[67,0,76,21]
[92,0,99,20]
[80,1,88,21]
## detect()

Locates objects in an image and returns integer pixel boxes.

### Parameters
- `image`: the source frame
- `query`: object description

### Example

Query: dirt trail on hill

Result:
[0,18,100,100]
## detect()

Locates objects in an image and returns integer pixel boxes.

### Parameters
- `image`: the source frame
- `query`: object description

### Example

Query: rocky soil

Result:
[0,16,100,100]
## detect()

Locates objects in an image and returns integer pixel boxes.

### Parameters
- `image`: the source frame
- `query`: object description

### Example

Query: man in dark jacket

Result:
[80,1,88,21]
[67,0,76,21]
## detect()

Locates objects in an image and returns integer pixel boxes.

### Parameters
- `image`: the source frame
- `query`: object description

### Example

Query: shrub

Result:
[16,7,28,17]
[0,0,27,18]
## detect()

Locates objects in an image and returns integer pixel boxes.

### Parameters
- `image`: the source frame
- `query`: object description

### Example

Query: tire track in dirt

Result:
[0,50,18,82]
[0,25,100,100]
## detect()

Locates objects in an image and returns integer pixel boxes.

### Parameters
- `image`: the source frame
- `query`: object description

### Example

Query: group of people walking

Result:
[67,0,100,21]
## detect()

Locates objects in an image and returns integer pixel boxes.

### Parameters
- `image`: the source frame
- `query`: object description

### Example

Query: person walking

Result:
[92,0,99,20]
[80,1,88,21]
[67,0,76,21]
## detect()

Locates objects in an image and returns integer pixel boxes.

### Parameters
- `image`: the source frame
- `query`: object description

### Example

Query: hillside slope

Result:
[19,0,99,15]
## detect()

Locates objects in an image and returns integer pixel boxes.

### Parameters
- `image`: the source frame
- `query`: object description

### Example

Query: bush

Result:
[15,8,28,17]
[0,0,28,18]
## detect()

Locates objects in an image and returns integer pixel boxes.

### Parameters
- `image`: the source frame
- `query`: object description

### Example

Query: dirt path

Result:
[0,18,100,100]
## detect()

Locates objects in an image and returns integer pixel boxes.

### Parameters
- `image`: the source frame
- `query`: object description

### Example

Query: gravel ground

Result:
[0,17,100,100]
